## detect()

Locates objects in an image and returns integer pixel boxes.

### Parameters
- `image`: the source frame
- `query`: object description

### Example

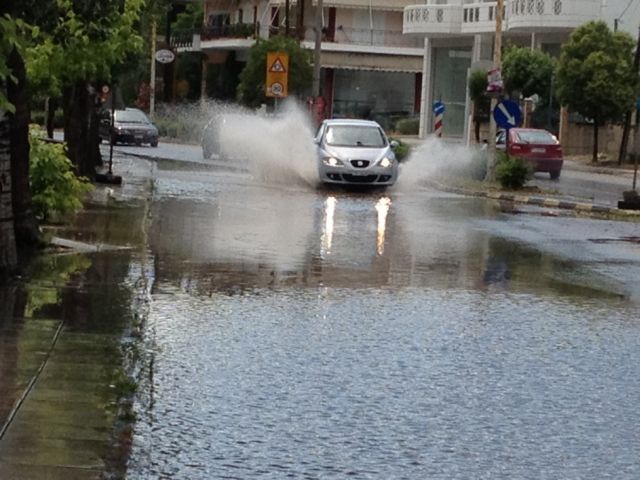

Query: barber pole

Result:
[433,101,445,138]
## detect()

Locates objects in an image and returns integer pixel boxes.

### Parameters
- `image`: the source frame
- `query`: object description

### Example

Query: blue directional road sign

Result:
[432,101,445,115]
[493,99,522,129]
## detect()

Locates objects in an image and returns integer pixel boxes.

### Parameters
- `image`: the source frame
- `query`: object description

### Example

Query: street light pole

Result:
[486,0,504,180]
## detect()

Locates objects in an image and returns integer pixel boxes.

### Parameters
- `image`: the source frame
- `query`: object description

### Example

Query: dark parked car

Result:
[100,108,159,147]
[496,128,563,179]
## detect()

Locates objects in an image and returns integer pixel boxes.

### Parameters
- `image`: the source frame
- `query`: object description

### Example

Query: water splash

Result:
[397,137,487,190]
[215,101,318,187]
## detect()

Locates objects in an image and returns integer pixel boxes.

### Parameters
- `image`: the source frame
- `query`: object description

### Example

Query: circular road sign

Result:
[155,49,176,64]
[271,82,284,96]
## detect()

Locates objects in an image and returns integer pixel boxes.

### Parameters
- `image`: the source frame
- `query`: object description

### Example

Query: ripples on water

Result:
[129,284,640,479]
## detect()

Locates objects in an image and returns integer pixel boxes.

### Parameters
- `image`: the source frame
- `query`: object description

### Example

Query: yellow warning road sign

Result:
[266,51,289,98]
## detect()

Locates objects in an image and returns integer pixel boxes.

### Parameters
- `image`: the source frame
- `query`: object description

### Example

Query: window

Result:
[325,126,386,148]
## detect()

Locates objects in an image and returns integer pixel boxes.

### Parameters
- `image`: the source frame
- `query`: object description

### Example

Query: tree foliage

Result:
[556,21,637,123]
[0,15,32,112]
[237,36,313,108]
[26,0,145,93]
[29,128,93,221]
[555,21,638,162]
[502,46,555,102]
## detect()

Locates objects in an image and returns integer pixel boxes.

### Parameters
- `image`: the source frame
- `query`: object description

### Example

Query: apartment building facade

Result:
[175,0,424,127]
[174,0,638,135]
[402,0,639,139]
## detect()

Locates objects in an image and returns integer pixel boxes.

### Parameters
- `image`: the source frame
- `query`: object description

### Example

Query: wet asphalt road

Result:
[1,140,638,478]
[124,151,640,479]
[114,139,637,206]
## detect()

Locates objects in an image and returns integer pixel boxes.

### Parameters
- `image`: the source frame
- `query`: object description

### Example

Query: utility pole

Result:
[150,19,157,118]
[312,0,323,97]
[618,26,640,165]
[486,0,504,180]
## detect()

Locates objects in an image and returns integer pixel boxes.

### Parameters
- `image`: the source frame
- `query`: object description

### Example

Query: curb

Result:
[427,181,640,218]
[115,150,247,173]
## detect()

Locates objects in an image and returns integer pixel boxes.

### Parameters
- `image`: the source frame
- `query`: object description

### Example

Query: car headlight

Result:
[379,157,394,168]
[323,157,344,167]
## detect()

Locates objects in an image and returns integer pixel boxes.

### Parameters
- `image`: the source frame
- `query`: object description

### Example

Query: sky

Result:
[603,0,640,36]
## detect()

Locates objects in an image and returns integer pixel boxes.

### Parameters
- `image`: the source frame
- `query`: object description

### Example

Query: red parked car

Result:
[496,128,563,179]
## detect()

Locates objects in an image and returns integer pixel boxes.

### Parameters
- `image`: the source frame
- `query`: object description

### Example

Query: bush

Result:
[29,129,93,222]
[495,152,530,189]
[388,137,410,162]
[395,117,419,135]
[31,109,64,129]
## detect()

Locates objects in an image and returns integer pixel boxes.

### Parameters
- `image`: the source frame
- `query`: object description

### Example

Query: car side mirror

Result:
[390,140,399,149]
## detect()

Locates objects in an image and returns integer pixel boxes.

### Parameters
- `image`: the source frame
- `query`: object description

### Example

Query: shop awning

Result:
[320,51,423,73]
[311,0,406,11]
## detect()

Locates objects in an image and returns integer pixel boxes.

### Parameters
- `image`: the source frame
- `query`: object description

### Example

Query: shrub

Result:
[29,129,93,221]
[395,117,419,135]
[388,137,410,162]
[495,152,530,189]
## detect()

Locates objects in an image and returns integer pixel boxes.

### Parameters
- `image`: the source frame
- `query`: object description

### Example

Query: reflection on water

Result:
[375,196,391,255]
[321,196,336,256]
[129,181,640,479]
[0,191,150,478]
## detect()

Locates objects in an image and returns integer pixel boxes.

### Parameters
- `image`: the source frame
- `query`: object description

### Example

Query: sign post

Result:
[493,99,522,154]
[432,101,445,137]
[266,52,289,102]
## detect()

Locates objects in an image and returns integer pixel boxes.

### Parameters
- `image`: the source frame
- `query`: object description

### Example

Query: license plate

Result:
[531,147,546,153]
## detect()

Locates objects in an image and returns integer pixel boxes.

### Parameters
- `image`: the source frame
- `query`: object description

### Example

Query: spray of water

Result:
[397,137,487,190]
[214,100,318,187]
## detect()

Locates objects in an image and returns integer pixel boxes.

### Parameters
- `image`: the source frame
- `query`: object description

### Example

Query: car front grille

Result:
[342,174,378,183]
[350,159,370,168]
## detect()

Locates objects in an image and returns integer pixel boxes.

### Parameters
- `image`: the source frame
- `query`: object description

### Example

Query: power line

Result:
[619,0,637,21]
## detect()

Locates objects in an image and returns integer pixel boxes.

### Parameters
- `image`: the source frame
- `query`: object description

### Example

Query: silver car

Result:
[315,119,399,186]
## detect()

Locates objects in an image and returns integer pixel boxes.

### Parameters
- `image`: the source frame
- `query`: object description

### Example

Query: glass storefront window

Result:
[332,69,416,131]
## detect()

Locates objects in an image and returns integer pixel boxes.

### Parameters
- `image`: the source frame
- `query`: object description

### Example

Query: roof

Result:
[322,119,383,128]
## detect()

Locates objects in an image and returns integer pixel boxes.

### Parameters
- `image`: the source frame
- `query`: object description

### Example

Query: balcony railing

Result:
[331,26,423,48]
[403,4,463,36]
[461,2,503,34]
[404,0,601,36]
[508,0,601,31]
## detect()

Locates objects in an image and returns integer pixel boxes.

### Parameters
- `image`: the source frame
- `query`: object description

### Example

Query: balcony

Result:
[331,26,423,49]
[460,2,502,34]
[403,4,463,37]
[508,0,601,32]
[403,0,601,37]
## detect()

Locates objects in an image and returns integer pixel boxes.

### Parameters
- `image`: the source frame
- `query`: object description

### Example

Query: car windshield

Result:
[325,125,386,148]
[115,110,149,124]
[515,130,557,145]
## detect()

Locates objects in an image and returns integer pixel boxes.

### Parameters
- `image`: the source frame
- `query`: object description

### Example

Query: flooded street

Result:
[127,160,640,479]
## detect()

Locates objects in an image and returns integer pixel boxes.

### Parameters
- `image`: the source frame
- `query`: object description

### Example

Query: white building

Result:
[177,0,425,129]
[403,0,640,139]
[174,0,639,135]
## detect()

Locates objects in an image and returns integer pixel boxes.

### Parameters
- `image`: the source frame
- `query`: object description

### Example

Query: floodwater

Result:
[127,158,640,479]
[0,196,150,479]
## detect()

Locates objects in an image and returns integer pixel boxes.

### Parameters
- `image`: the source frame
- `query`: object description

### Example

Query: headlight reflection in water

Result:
[321,196,337,256]
[375,196,391,255]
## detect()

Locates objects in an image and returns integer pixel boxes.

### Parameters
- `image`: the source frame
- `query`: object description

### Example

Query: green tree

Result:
[556,21,638,163]
[468,69,490,143]
[237,35,312,108]
[0,9,41,247]
[27,0,145,176]
[502,46,555,102]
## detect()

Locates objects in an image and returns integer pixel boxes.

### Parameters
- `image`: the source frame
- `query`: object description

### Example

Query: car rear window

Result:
[115,110,149,124]
[325,125,386,148]
[514,130,557,145]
